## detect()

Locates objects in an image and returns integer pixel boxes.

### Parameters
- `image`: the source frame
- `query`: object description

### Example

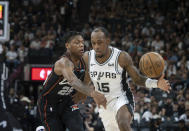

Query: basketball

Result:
[139,52,165,78]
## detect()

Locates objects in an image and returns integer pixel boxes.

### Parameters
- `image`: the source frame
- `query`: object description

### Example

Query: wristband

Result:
[145,78,158,88]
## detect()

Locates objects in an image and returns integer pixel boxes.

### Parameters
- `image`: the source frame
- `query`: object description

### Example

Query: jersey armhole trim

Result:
[115,51,122,75]
[88,51,91,72]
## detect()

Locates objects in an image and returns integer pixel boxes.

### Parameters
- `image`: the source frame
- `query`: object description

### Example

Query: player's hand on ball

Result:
[91,91,107,109]
[157,74,171,93]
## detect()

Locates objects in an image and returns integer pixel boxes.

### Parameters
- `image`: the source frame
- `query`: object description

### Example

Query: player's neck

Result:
[70,55,80,66]
[71,56,80,67]
[66,51,80,66]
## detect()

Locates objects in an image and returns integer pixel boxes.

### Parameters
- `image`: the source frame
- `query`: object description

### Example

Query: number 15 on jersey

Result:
[97,82,110,93]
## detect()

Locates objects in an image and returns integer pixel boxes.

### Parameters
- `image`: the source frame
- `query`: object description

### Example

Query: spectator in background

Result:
[161,97,173,120]
[128,39,143,57]
[171,102,179,122]
[41,26,56,49]
[168,50,179,65]
[167,64,177,77]
[6,45,20,71]
[151,34,164,51]
[185,89,189,104]
[142,105,160,122]
[178,97,186,117]
[8,88,17,105]
[134,104,141,124]
[17,44,28,63]
[121,35,132,51]
[141,24,150,37]
[184,33,189,49]
[180,104,189,126]
[29,37,41,50]
[177,120,188,131]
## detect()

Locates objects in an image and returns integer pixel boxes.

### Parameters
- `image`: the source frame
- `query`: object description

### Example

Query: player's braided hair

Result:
[63,31,83,44]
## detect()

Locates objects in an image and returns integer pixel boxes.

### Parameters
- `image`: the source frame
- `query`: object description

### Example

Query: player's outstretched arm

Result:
[119,51,171,93]
[54,56,107,108]
[119,52,147,86]
[54,57,93,97]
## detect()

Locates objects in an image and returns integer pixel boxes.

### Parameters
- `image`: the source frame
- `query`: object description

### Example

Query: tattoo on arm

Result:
[61,57,94,97]
[69,78,93,97]
[69,51,94,96]
[64,60,73,68]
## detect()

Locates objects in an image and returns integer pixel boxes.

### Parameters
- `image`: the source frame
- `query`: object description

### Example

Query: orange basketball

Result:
[139,52,165,78]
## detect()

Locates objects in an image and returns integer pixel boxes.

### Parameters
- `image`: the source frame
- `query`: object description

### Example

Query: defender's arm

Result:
[54,57,93,97]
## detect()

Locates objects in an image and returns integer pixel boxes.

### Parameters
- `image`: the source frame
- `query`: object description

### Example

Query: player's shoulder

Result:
[82,51,90,60]
[117,50,133,68]
[108,46,127,60]
[55,56,73,68]
[111,46,125,56]
[56,56,69,64]
[54,56,73,75]
[111,46,121,52]
[119,51,130,59]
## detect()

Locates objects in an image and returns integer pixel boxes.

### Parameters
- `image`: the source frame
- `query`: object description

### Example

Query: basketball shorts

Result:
[98,93,135,131]
[38,97,84,131]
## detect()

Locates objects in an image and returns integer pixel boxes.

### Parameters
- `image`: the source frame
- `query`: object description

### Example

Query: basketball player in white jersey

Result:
[82,27,171,131]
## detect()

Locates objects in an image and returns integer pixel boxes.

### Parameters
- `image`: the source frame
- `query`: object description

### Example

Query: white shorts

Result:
[98,93,134,131]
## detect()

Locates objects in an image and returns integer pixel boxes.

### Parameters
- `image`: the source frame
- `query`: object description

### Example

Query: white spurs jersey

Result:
[89,47,134,103]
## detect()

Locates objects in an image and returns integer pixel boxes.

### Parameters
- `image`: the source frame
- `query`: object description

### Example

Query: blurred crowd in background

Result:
[0,0,189,130]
